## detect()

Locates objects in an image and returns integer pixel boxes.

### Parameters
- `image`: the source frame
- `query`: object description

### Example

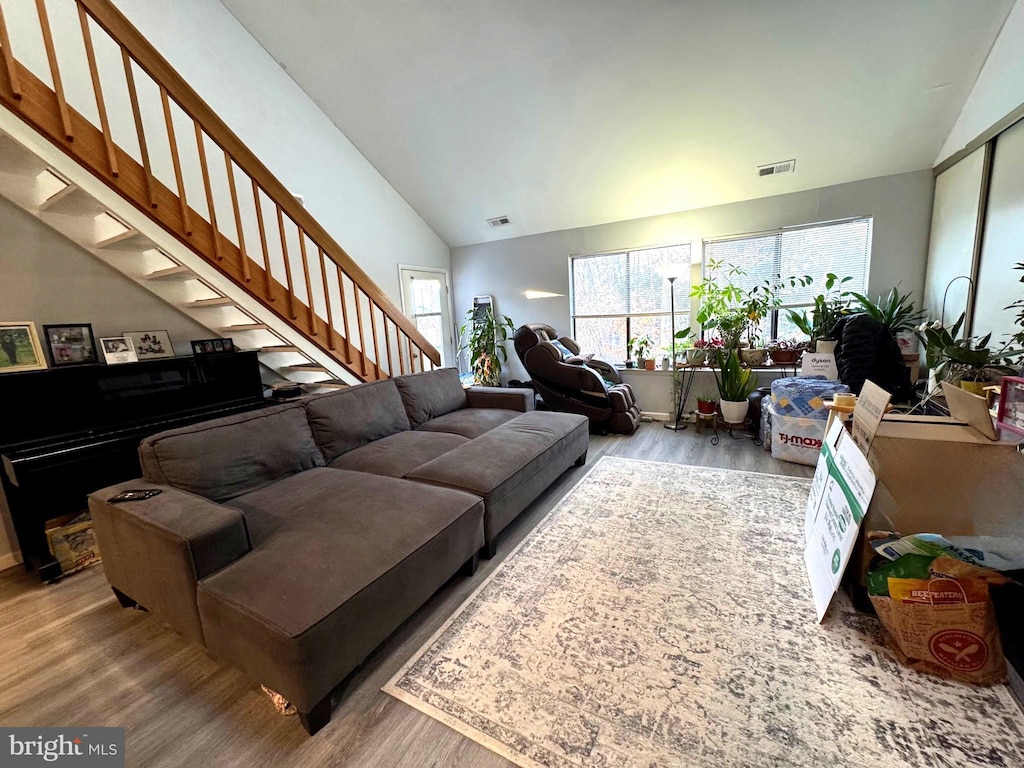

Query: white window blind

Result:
[570,243,691,363]
[702,217,872,338]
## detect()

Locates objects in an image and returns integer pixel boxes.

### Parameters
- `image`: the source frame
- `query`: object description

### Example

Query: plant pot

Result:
[687,348,707,365]
[720,399,748,424]
[624,361,634,369]
[960,380,988,396]
[697,400,717,415]
[816,339,838,354]
[739,348,767,366]
[643,359,655,370]
[769,349,800,365]
[660,358,671,371]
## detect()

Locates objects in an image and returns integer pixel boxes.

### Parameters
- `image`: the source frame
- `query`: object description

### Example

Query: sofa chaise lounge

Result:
[89,368,589,735]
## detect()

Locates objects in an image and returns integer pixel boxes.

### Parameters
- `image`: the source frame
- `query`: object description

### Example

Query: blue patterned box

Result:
[770,376,850,420]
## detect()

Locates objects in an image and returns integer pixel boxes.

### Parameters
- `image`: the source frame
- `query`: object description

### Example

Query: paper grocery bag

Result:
[870,577,1007,685]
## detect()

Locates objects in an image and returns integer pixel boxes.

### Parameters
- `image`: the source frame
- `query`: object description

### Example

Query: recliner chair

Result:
[513,324,640,434]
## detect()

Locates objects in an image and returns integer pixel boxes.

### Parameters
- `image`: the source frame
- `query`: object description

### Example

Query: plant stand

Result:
[665,364,700,431]
[710,416,762,447]
[693,410,717,434]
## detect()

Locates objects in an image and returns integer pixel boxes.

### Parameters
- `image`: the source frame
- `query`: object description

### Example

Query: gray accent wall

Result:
[452,170,935,383]
[0,195,213,568]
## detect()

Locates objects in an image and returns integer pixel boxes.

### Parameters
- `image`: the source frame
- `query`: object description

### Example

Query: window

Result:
[570,244,691,364]
[702,217,872,340]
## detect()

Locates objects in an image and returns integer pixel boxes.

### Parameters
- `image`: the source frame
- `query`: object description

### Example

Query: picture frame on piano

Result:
[43,323,99,367]
[191,337,235,355]
[0,321,48,373]
[100,336,139,365]
[123,329,174,360]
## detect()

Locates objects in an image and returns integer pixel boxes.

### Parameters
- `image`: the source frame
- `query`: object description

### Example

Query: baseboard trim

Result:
[0,551,24,573]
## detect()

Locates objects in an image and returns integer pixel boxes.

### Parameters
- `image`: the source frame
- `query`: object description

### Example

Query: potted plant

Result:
[939,335,1018,395]
[713,348,757,423]
[738,274,810,365]
[696,393,718,415]
[629,335,653,369]
[458,307,515,387]
[766,339,802,365]
[786,273,854,352]
[690,337,722,365]
[851,286,926,360]
[662,327,694,368]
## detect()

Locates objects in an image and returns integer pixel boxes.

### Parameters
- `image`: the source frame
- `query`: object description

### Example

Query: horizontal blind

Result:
[703,217,871,306]
[571,243,691,317]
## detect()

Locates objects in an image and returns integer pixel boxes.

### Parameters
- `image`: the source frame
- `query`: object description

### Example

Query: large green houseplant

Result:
[786,273,854,349]
[458,307,514,387]
[713,349,757,423]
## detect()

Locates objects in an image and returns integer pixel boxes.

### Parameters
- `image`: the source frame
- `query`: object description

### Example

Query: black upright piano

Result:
[0,351,267,581]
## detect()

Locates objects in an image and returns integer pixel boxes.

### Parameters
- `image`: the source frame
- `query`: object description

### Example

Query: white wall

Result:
[937,0,1024,163]
[0,195,215,569]
[452,170,935,385]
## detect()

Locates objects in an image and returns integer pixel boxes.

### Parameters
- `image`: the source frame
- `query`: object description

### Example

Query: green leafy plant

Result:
[458,307,514,387]
[916,313,1020,383]
[713,348,757,401]
[850,286,925,336]
[696,392,719,404]
[741,275,812,347]
[786,273,854,344]
[628,335,653,363]
[661,327,694,360]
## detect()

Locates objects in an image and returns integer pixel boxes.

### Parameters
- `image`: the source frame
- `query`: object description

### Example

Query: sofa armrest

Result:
[466,386,535,412]
[89,481,251,645]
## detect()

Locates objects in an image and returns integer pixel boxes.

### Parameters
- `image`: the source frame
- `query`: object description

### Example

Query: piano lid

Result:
[0,351,264,450]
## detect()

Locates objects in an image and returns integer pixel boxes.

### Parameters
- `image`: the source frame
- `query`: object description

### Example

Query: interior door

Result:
[399,267,455,368]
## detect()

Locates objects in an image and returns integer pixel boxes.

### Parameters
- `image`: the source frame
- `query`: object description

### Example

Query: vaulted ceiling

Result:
[221,0,1013,247]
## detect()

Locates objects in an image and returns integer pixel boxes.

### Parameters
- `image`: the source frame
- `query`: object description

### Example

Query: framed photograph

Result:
[191,337,235,355]
[100,336,139,365]
[43,323,98,366]
[0,322,48,373]
[123,329,174,360]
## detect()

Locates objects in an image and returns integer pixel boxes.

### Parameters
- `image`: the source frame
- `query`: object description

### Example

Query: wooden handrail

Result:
[77,0,438,363]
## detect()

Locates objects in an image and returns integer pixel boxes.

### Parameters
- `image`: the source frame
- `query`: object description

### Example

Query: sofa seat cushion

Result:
[329,430,468,477]
[416,408,521,439]
[407,411,589,542]
[304,379,412,464]
[201,467,484,711]
[139,403,324,502]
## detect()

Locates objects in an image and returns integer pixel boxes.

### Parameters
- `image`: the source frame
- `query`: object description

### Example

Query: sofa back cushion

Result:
[304,379,412,463]
[394,368,468,428]
[139,403,324,502]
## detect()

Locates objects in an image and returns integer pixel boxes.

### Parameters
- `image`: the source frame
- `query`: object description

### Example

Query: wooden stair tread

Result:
[304,379,348,389]
[185,297,235,308]
[222,323,270,332]
[145,265,194,280]
[258,345,301,353]
[96,229,156,250]
[284,364,329,372]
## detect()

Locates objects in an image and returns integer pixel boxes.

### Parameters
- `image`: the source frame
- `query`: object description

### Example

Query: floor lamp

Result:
[656,263,690,431]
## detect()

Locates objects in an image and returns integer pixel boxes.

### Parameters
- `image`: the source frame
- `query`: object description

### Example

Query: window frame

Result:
[700,216,873,341]
[568,243,693,364]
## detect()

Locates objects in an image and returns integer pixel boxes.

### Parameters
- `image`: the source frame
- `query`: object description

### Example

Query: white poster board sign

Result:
[804,419,877,622]
[800,352,839,380]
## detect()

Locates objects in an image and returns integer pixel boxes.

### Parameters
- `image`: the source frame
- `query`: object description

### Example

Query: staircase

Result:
[0,0,440,390]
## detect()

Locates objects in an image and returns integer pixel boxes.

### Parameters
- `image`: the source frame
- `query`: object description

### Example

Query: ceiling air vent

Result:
[487,215,511,227]
[757,159,796,178]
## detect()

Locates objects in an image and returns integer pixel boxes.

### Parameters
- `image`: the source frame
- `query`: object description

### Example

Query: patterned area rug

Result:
[385,457,1024,767]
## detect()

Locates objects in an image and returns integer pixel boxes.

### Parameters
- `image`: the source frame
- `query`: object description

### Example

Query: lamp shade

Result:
[655,263,690,280]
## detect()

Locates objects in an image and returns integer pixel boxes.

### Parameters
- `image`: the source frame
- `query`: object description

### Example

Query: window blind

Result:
[703,217,872,307]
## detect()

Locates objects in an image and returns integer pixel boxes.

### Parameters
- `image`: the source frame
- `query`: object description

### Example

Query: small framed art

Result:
[123,329,174,360]
[43,323,99,366]
[100,337,139,365]
[191,337,235,355]
[0,322,48,373]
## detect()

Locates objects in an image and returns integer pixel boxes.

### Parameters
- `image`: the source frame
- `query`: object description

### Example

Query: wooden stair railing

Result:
[0,0,440,381]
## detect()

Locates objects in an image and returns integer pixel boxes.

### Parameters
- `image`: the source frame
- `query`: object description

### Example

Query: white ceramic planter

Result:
[815,339,838,354]
[720,399,748,424]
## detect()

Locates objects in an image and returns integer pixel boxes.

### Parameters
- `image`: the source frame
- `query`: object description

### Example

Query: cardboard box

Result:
[45,515,102,576]
[847,386,1024,597]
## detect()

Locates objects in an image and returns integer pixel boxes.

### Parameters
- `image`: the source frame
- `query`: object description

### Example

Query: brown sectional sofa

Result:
[89,368,588,735]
